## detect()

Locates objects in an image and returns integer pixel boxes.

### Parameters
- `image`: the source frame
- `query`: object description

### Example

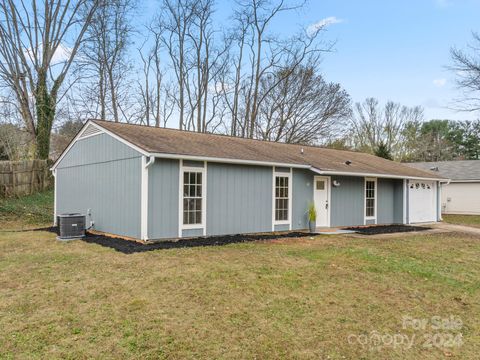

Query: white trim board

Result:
[402,179,408,224]
[364,177,377,225]
[140,156,154,240]
[152,152,310,170]
[272,167,292,230]
[178,160,207,237]
[311,168,445,181]
[52,169,57,225]
[449,180,480,183]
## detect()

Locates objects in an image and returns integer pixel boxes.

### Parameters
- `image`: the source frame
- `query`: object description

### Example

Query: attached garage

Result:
[408,180,438,223]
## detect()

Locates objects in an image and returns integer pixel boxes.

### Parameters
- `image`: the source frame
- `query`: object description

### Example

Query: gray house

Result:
[51,120,445,241]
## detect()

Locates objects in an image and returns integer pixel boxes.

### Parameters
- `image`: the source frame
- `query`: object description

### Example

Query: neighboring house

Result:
[408,160,480,215]
[51,120,446,241]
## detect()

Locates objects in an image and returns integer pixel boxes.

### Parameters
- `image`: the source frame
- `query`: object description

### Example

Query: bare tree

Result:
[227,9,250,136]
[159,0,197,130]
[220,0,331,139]
[137,25,167,127]
[256,65,350,144]
[0,0,99,159]
[79,0,136,122]
[349,98,424,160]
[450,32,480,113]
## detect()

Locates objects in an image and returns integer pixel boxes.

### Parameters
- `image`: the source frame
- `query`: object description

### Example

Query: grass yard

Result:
[1,192,480,359]
[0,190,54,228]
[443,214,480,229]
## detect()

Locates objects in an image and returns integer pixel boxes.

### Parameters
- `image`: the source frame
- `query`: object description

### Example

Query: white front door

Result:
[314,176,330,227]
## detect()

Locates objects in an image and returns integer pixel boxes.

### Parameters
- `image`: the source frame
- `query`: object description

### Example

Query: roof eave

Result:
[150,152,311,169]
[310,168,448,181]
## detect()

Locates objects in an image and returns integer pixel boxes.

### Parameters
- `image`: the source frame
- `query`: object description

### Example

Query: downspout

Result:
[438,179,451,221]
[51,169,57,226]
[141,156,155,241]
[145,155,155,169]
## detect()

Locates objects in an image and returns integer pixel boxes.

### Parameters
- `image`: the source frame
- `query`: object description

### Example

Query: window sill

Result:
[181,224,205,230]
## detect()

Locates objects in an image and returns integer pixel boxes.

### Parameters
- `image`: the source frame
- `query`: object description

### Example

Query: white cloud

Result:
[433,78,447,87]
[24,43,72,65]
[51,44,72,64]
[307,16,344,35]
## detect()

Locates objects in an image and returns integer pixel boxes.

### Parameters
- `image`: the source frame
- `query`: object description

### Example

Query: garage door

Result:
[408,181,437,223]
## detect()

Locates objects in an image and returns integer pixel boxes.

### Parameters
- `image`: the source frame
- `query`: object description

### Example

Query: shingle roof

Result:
[407,160,480,181]
[92,120,444,180]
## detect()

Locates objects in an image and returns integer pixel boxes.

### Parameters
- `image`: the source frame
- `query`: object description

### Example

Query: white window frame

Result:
[364,177,377,224]
[178,160,207,237]
[272,167,292,230]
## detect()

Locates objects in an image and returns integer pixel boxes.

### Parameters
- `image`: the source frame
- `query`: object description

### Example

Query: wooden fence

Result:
[0,160,52,198]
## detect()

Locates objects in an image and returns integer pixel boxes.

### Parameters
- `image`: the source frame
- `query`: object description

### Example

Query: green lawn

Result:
[0,190,54,228]
[443,214,480,228]
[1,228,479,358]
[1,192,480,358]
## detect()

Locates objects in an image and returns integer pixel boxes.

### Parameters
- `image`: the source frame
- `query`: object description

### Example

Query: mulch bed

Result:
[81,231,318,254]
[24,226,319,254]
[344,224,431,236]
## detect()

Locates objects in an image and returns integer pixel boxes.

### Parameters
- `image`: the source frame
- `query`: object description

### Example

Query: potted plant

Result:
[307,202,316,233]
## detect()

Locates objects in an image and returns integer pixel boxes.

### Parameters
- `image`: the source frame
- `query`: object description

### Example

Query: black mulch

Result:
[343,224,431,235]
[81,231,316,254]
[33,226,59,233]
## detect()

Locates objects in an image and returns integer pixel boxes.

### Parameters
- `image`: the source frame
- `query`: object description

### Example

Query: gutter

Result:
[150,152,311,169]
[310,167,447,181]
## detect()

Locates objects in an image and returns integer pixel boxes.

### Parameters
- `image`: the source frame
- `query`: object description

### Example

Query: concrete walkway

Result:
[432,222,480,236]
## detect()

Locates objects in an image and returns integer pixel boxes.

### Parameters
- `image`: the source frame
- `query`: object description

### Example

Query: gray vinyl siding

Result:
[56,134,142,238]
[183,160,204,168]
[377,179,395,224]
[377,178,404,224]
[394,180,404,223]
[182,228,204,237]
[206,163,272,236]
[58,133,140,168]
[330,176,365,227]
[274,224,290,232]
[148,159,179,239]
[330,176,404,227]
[292,169,314,230]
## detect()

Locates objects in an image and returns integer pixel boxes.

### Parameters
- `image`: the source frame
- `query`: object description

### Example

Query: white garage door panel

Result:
[409,181,436,223]
[443,183,480,215]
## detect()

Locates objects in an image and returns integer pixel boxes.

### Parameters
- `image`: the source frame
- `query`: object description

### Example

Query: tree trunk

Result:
[108,67,119,122]
[35,71,56,160]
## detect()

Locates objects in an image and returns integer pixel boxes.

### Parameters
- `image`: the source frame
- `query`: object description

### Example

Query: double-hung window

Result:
[275,175,290,222]
[365,178,376,219]
[183,171,203,225]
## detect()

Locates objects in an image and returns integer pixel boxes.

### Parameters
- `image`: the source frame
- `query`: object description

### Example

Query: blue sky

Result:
[141,0,480,121]
[301,0,480,121]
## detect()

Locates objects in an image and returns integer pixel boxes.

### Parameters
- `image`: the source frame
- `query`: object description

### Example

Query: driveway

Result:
[433,222,480,236]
